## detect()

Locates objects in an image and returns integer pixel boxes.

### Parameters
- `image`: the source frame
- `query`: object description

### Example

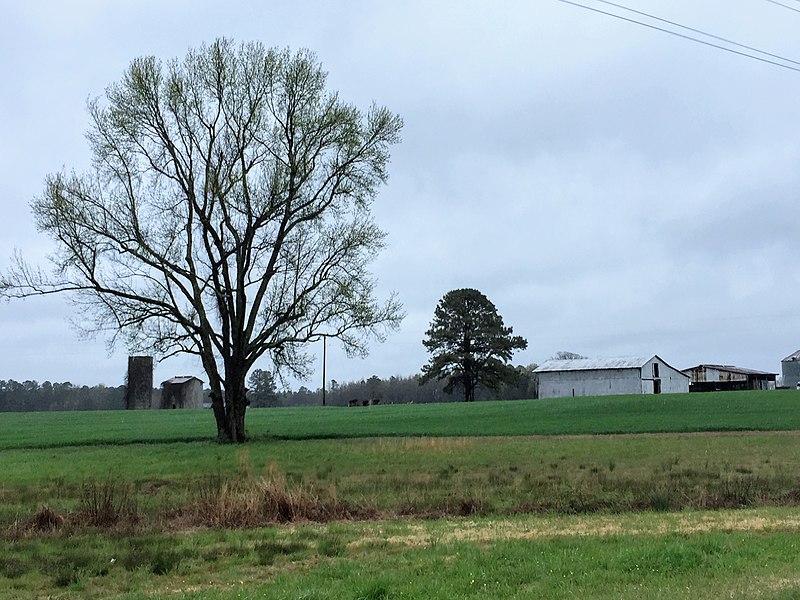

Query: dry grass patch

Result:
[185,461,363,528]
[350,508,800,551]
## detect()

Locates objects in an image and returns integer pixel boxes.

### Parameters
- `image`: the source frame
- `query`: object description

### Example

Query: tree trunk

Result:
[210,375,249,443]
[211,391,230,442]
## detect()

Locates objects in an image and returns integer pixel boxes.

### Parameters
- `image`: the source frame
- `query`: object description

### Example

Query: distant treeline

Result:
[0,380,126,412]
[0,364,538,412]
[262,364,539,408]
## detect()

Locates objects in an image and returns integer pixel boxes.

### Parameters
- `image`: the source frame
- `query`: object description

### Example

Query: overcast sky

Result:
[2,1,800,389]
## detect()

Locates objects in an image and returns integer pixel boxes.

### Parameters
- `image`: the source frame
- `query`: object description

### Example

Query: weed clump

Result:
[77,478,139,528]
[31,505,65,532]
[188,461,353,528]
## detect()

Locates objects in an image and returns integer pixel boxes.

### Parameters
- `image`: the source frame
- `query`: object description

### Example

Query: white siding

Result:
[537,368,644,399]
[535,355,689,399]
[783,360,800,389]
[641,356,690,394]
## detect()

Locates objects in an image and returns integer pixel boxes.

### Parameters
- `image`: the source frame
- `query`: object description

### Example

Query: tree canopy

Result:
[421,288,527,402]
[0,39,403,441]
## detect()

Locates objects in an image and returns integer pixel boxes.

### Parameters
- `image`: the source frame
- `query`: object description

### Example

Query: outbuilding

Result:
[782,351,800,389]
[681,364,777,392]
[160,376,204,409]
[534,355,689,399]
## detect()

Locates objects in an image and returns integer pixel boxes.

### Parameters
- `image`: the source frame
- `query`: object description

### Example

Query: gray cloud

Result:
[2,0,800,386]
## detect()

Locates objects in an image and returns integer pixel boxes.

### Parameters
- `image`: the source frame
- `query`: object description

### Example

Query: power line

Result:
[555,0,800,74]
[594,0,800,67]
[764,0,800,14]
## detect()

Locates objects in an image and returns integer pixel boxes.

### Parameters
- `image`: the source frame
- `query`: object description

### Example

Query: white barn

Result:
[534,356,689,399]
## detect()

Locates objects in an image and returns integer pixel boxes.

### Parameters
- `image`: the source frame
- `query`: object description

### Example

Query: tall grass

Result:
[5,433,800,533]
[187,461,357,528]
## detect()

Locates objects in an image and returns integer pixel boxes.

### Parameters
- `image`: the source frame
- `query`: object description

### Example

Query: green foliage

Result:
[421,288,527,402]
[248,369,280,408]
[422,289,528,402]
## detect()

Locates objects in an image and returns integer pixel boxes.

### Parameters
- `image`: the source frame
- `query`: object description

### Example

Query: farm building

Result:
[126,355,154,409]
[534,355,689,399]
[681,364,777,392]
[160,376,204,409]
[782,351,800,389]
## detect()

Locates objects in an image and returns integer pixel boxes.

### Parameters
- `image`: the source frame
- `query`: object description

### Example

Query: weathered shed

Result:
[681,364,777,392]
[782,351,800,389]
[534,355,689,399]
[160,376,204,409]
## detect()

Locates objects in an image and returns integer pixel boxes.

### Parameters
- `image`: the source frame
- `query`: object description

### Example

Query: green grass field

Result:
[3,389,800,450]
[4,391,800,598]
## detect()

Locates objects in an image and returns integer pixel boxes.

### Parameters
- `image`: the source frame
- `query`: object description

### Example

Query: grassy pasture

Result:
[3,432,800,527]
[4,391,800,598]
[3,389,800,450]
[4,509,800,599]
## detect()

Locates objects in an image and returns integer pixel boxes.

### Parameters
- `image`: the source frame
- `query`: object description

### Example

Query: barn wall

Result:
[641,356,689,394]
[160,379,204,409]
[707,367,746,382]
[536,368,643,399]
[182,380,204,408]
[782,360,800,389]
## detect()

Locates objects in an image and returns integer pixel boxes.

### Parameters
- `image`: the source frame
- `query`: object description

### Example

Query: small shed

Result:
[160,376,204,409]
[682,365,777,392]
[782,351,800,389]
[534,355,689,399]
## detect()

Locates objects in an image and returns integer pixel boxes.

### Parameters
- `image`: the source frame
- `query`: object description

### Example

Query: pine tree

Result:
[421,289,527,402]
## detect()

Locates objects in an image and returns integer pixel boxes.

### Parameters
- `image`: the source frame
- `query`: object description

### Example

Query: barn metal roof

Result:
[682,364,777,377]
[534,357,648,373]
[161,376,203,385]
[782,350,800,362]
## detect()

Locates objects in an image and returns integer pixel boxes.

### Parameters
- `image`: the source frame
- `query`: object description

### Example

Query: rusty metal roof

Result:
[682,364,777,377]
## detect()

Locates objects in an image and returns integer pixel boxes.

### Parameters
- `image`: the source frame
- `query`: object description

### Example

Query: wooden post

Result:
[322,335,327,406]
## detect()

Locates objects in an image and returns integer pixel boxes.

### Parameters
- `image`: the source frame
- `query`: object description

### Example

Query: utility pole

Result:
[321,334,327,406]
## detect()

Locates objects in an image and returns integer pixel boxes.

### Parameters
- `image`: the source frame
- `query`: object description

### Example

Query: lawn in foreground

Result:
[3,508,800,599]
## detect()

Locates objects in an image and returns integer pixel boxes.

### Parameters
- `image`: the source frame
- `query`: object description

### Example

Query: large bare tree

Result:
[1,39,404,442]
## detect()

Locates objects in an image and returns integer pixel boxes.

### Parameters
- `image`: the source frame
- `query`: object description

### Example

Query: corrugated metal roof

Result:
[162,376,203,385]
[782,350,800,362]
[534,357,648,373]
[683,364,777,377]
